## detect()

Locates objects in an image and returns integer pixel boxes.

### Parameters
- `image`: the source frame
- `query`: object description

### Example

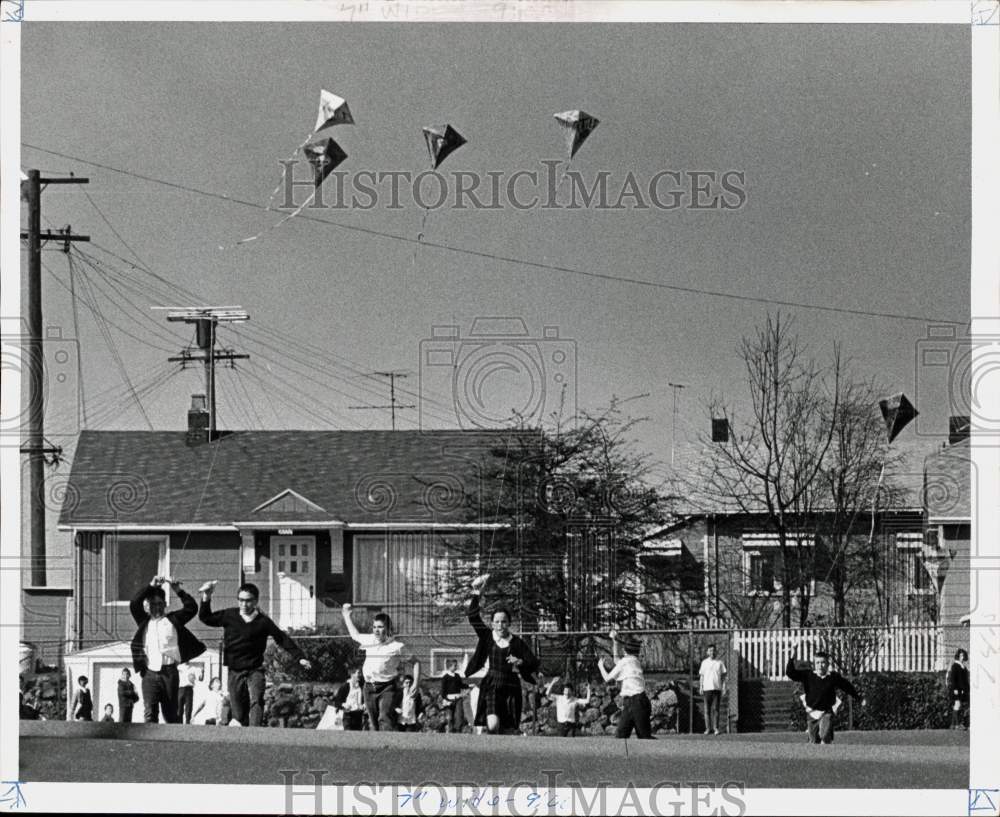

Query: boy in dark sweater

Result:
[198,581,312,726]
[786,647,865,744]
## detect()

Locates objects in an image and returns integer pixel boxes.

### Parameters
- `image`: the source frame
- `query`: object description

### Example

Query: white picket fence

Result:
[733,625,945,681]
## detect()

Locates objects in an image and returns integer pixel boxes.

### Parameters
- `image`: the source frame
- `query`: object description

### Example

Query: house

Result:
[639,436,969,632]
[55,397,536,712]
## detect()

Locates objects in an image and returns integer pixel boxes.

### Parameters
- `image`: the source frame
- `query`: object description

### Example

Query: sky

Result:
[18,21,970,523]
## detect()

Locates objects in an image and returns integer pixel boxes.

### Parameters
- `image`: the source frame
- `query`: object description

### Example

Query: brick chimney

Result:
[187,394,209,446]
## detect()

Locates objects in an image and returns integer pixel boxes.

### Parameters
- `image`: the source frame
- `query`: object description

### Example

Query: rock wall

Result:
[263,678,694,735]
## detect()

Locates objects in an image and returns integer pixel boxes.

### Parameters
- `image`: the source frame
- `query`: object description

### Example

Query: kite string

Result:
[410,206,431,270]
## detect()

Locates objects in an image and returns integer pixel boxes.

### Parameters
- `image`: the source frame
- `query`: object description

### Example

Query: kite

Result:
[411,124,467,267]
[231,89,354,248]
[554,109,599,159]
[879,392,918,444]
[304,137,348,187]
[315,90,354,132]
[422,124,466,170]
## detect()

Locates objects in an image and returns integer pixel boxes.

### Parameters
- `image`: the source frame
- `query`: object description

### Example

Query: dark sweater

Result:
[786,657,861,712]
[441,671,466,701]
[198,602,305,670]
[947,662,970,702]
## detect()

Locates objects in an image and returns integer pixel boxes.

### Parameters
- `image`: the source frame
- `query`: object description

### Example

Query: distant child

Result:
[440,659,468,733]
[545,676,591,737]
[598,630,653,739]
[101,703,115,722]
[72,676,93,721]
[192,677,225,725]
[333,669,366,731]
[395,667,424,732]
[117,668,139,723]
[698,644,727,735]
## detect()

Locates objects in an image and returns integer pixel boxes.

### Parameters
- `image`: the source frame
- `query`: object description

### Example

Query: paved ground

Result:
[20,722,968,789]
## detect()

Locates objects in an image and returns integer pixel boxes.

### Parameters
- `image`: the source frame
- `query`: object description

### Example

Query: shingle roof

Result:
[58,429,533,527]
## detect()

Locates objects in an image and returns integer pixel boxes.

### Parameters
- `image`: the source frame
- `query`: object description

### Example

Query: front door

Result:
[271,535,317,629]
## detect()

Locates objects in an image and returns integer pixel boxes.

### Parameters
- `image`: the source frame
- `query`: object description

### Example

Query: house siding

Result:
[940,524,971,653]
[75,530,240,649]
[21,588,72,666]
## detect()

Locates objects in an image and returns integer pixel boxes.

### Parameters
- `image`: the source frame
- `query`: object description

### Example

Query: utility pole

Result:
[349,371,415,430]
[19,169,90,587]
[160,307,249,440]
[668,382,686,468]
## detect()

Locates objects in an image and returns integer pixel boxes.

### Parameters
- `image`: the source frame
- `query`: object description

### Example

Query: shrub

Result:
[789,671,952,731]
[263,625,361,684]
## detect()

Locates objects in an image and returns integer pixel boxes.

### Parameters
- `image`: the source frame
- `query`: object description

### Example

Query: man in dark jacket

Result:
[130,576,207,723]
[198,580,312,726]
[786,646,866,744]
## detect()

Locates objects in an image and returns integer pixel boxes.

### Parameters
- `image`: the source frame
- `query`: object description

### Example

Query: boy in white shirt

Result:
[342,603,413,732]
[395,665,424,732]
[545,676,591,737]
[598,629,653,739]
[698,644,727,735]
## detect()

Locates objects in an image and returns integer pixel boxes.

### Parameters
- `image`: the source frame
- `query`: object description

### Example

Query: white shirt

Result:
[398,687,419,724]
[342,685,364,712]
[144,616,180,671]
[607,655,645,697]
[356,635,405,682]
[178,664,195,688]
[699,657,727,691]
[555,695,585,723]
[193,689,223,724]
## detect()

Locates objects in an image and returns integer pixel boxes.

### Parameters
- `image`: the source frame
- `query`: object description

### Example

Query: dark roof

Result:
[58,430,534,527]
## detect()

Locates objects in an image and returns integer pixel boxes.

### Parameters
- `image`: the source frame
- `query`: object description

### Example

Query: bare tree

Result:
[433,399,676,632]
[693,314,842,627]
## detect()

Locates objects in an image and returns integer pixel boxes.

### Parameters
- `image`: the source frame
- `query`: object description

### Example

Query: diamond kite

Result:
[878,392,918,444]
[422,124,466,170]
[315,90,355,132]
[304,138,348,187]
[554,110,599,158]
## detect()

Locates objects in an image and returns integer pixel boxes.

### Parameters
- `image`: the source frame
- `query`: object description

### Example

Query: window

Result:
[104,535,168,604]
[896,533,932,594]
[353,533,475,604]
[741,534,814,596]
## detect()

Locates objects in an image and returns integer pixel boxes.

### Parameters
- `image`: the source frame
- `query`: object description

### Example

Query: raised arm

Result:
[468,574,490,637]
[582,684,592,706]
[341,603,365,643]
[411,658,421,688]
[785,644,808,683]
[197,581,225,627]
[171,582,197,625]
[129,576,162,624]
[545,677,559,698]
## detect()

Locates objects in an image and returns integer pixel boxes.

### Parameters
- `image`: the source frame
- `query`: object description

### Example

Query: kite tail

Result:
[231,185,319,248]
[261,132,316,213]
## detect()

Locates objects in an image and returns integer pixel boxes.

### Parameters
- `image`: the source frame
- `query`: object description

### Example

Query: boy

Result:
[101,703,116,722]
[395,666,424,732]
[440,658,468,733]
[598,630,653,739]
[698,644,727,735]
[117,668,139,723]
[786,645,865,744]
[72,676,93,721]
[341,603,410,732]
[545,676,591,737]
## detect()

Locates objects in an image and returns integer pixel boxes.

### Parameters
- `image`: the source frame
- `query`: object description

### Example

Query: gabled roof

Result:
[58,429,535,528]
[924,437,971,521]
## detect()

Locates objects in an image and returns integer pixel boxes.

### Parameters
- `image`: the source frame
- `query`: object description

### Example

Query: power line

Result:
[22,143,963,325]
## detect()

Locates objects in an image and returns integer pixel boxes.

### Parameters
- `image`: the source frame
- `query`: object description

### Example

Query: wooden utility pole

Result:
[20,169,90,587]
[161,307,249,440]
[349,371,415,430]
